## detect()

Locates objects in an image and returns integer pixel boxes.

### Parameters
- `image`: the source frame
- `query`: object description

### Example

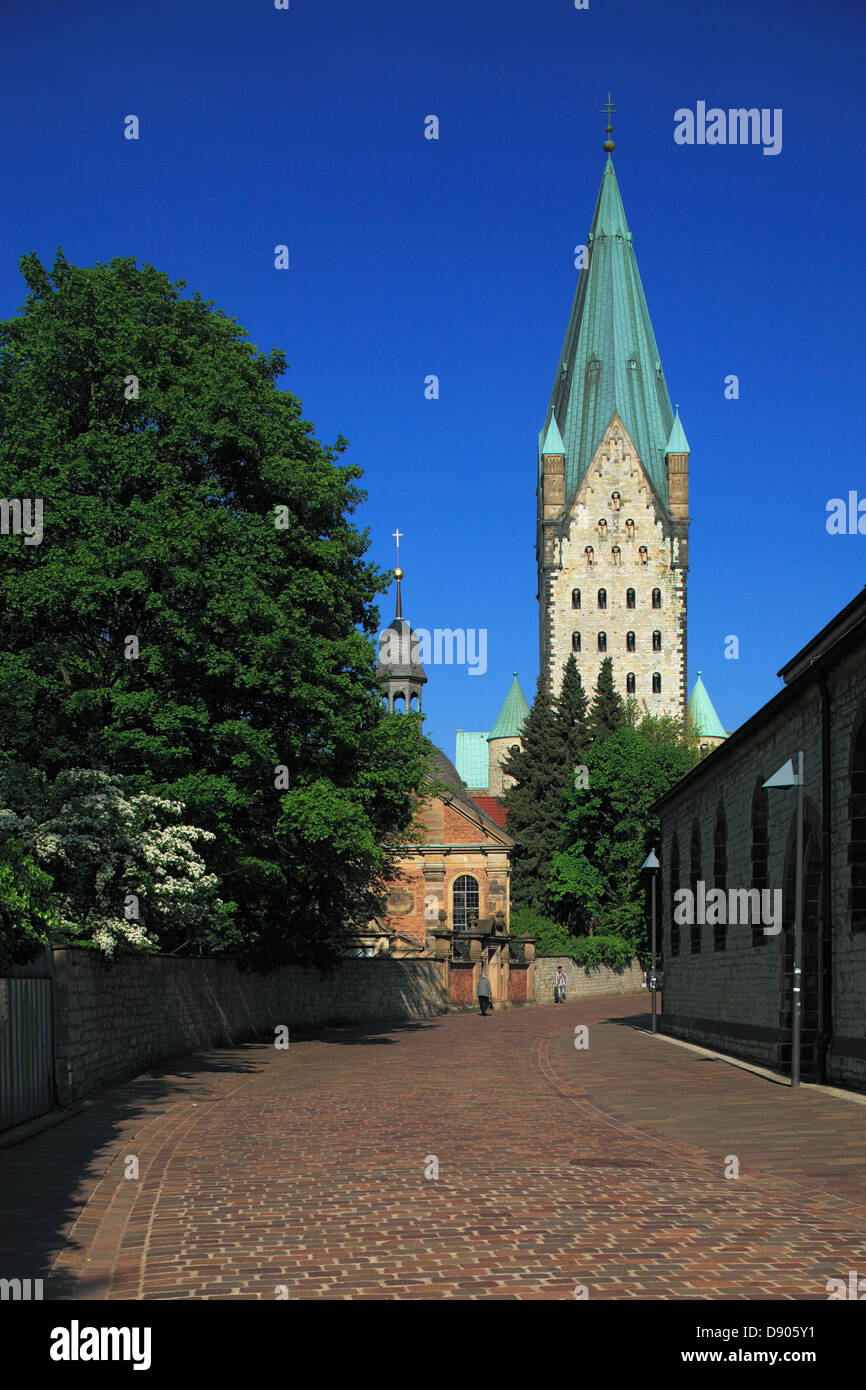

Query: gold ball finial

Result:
[602,92,617,153]
[394,566,404,580]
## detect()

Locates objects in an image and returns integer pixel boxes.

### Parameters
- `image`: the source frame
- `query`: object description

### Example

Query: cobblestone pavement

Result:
[2,995,866,1300]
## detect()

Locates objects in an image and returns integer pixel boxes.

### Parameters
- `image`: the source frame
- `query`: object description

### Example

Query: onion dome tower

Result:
[376,533,427,713]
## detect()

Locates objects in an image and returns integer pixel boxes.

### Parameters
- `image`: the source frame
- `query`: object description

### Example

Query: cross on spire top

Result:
[603,92,616,153]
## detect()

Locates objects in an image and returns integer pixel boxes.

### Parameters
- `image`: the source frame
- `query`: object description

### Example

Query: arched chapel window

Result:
[652,672,662,694]
[652,589,662,609]
[597,588,607,610]
[626,673,636,693]
[598,632,607,653]
[626,588,636,610]
[626,631,636,652]
[453,874,480,929]
[572,631,581,652]
[572,588,581,610]
[652,630,662,652]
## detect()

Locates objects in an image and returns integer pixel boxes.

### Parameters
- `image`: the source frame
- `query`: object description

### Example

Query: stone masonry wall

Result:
[535,955,644,1001]
[52,948,449,1106]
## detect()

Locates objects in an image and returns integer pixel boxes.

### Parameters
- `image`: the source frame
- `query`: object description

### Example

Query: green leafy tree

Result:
[588,656,627,741]
[550,713,700,949]
[0,838,57,971]
[0,250,429,967]
[500,677,563,915]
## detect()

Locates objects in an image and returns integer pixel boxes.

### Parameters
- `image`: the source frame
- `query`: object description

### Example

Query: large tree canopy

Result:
[0,250,430,967]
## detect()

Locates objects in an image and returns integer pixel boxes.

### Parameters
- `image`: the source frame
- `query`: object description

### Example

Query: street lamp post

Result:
[641,848,661,1034]
[763,752,805,1088]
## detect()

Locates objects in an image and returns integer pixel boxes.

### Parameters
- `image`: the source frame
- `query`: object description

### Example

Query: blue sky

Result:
[2,0,864,758]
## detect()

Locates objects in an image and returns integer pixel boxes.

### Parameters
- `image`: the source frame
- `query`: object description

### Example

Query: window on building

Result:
[751,779,770,946]
[625,519,635,539]
[611,491,621,510]
[690,821,702,954]
[453,874,480,929]
[626,673,636,694]
[597,588,607,610]
[652,630,662,652]
[652,673,662,694]
[652,589,662,609]
[626,631,636,652]
[572,631,581,652]
[572,588,581,610]
[598,518,608,538]
[598,632,607,653]
[638,545,648,565]
[611,545,621,565]
[626,588,636,609]
[850,722,866,932]
[669,834,680,957]
[585,546,594,565]
[713,805,727,952]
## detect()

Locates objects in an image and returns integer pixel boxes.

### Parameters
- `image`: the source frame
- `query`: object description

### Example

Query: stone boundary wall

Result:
[52,948,448,1106]
[534,955,644,1002]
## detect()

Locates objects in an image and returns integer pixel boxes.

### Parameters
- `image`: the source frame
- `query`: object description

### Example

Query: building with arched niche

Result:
[359,569,533,1006]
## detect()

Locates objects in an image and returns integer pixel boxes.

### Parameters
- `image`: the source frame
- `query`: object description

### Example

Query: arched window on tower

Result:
[638,545,648,565]
[626,631,636,652]
[572,588,581,610]
[625,519,635,540]
[572,631,581,652]
[626,588,636,610]
[652,630,662,652]
[626,673,636,694]
[611,491,621,510]
[597,588,607,610]
[850,721,866,932]
[598,632,607,653]
[585,546,594,566]
[652,588,662,609]
[452,874,480,929]
[652,673,662,694]
[598,518,608,538]
[611,545,621,566]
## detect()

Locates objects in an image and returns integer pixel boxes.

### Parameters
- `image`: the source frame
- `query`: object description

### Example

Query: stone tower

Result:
[537,126,690,721]
[486,673,530,798]
[375,566,427,713]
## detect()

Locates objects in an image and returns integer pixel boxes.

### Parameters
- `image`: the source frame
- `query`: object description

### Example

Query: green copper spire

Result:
[666,405,690,455]
[487,672,530,741]
[541,414,565,456]
[687,671,727,740]
[542,152,676,510]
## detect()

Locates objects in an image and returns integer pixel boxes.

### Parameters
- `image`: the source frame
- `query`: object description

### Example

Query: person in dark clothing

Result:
[478,972,493,1015]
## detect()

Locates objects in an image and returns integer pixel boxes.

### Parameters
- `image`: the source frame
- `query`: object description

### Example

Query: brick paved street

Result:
[2,995,866,1300]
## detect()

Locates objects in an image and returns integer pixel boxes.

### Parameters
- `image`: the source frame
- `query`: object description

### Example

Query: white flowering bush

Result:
[0,769,231,957]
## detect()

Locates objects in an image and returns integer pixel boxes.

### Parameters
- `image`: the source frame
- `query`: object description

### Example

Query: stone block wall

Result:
[534,956,644,1002]
[51,949,449,1106]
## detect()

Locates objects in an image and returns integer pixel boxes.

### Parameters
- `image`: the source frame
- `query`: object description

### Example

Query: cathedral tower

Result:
[537,113,689,721]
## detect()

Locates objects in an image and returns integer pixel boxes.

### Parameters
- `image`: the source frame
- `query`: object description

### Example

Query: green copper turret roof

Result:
[541,155,676,510]
[688,672,727,740]
[541,415,565,456]
[666,407,690,455]
[487,674,530,741]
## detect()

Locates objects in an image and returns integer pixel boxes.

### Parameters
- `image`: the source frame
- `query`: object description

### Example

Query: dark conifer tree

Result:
[554,653,590,778]
[588,657,626,742]
[501,676,563,914]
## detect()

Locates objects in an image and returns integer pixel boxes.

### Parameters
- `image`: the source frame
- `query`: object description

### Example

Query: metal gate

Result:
[0,963,54,1131]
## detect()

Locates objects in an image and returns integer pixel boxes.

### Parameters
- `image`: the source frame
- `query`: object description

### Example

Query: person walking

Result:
[554,964,567,1004]
[478,971,493,1016]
